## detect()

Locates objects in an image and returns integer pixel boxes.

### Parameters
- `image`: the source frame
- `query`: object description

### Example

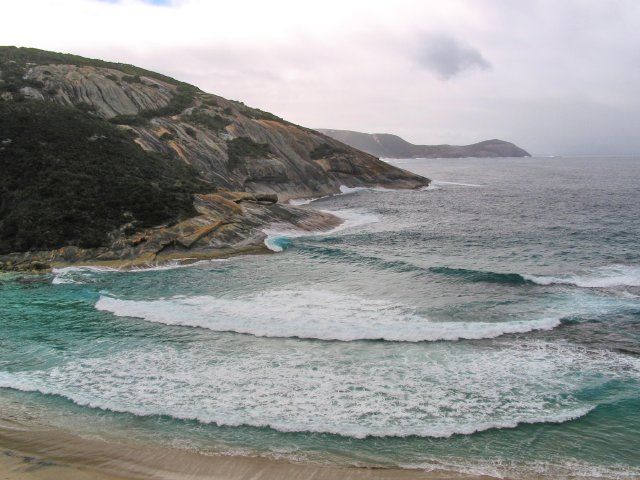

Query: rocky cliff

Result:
[317,129,531,159]
[0,47,428,271]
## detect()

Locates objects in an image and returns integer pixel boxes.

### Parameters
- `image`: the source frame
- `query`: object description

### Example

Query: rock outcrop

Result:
[0,192,340,271]
[317,129,531,159]
[0,47,429,271]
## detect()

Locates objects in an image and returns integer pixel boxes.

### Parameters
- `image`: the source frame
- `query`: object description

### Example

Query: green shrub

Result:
[0,101,206,254]
[188,111,230,131]
[310,143,346,159]
[226,136,270,169]
[76,102,96,113]
[229,100,287,123]
[122,74,142,84]
[109,114,149,126]
[143,84,197,118]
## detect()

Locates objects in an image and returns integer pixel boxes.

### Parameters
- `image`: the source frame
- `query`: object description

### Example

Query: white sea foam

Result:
[51,260,225,284]
[338,185,398,195]
[407,457,640,480]
[323,208,381,231]
[287,184,396,206]
[51,266,119,284]
[338,185,369,195]
[431,180,485,187]
[524,265,640,288]
[263,209,380,252]
[1,340,637,439]
[288,196,322,206]
[95,289,562,342]
[287,185,399,207]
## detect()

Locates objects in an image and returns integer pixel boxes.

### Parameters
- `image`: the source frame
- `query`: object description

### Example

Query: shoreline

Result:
[0,418,490,480]
[0,192,345,274]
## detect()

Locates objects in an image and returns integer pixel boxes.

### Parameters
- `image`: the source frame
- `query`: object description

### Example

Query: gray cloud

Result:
[5,0,640,154]
[417,34,491,79]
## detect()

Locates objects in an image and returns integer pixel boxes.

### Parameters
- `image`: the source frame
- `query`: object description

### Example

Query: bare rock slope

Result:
[17,57,427,199]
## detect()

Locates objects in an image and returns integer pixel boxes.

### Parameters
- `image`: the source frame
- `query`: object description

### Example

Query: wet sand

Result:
[0,419,490,480]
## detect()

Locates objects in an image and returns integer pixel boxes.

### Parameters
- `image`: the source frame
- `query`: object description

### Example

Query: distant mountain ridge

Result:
[317,130,530,159]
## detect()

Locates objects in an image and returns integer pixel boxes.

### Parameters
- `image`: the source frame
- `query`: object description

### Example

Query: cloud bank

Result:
[1,0,639,154]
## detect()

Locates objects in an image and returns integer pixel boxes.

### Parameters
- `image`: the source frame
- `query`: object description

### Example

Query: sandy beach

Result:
[0,418,491,480]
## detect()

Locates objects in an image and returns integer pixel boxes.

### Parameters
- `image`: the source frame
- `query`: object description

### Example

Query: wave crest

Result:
[523,265,640,288]
[429,266,532,285]
[3,340,637,440]
[95,289,561,342]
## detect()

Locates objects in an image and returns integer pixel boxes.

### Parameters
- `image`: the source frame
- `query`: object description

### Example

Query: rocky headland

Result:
[0,47,428,271]
[317,129,530,159]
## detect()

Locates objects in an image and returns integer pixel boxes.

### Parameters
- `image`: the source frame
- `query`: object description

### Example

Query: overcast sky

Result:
[3,0,640,155]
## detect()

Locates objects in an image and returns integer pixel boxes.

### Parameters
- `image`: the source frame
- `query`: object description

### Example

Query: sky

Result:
[2,0,639,155]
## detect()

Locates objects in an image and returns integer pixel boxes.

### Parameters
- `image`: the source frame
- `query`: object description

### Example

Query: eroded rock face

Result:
[22,64,428,200]
[28,65,175,118]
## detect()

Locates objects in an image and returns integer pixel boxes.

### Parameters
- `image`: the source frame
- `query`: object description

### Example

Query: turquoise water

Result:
[1,156,640,478]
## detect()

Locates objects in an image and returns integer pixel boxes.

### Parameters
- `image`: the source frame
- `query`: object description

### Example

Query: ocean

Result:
[1,156,639,478]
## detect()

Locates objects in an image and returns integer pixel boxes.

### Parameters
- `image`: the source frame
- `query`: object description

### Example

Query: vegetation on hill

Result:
[310,143,346,159]
[109,83,198,125]
[0,46,199,126]
[226,136,270,169]
[0,101,206,254]
[187,109,231,131]
[229,100,289,124]
[0,46,194,92]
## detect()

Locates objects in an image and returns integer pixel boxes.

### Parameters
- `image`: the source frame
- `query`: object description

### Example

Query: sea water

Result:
[1,156,639,478]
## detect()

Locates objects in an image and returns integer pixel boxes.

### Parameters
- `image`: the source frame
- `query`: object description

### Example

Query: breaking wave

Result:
[3,339,636,439]
[95,289,562,342]
[523,265,640,288]
[263,208,379,252]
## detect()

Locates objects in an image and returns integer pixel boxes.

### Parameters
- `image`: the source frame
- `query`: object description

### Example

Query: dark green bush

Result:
[310,143,346,159]
[226,136,270,169]
[188,111,230,131]
[122,75,142,84]
[144,84,197,118]
[109,114,149,126]
[229,100,287,123]
[76,102,96,113]
[0,101,206,254]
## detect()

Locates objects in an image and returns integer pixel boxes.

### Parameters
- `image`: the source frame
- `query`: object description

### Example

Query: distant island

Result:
[317,129,531,159]
[0,47,427,271]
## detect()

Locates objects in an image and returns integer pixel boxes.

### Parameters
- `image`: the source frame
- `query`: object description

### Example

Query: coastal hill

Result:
[317,129,531,159]
[0,47,427,271]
